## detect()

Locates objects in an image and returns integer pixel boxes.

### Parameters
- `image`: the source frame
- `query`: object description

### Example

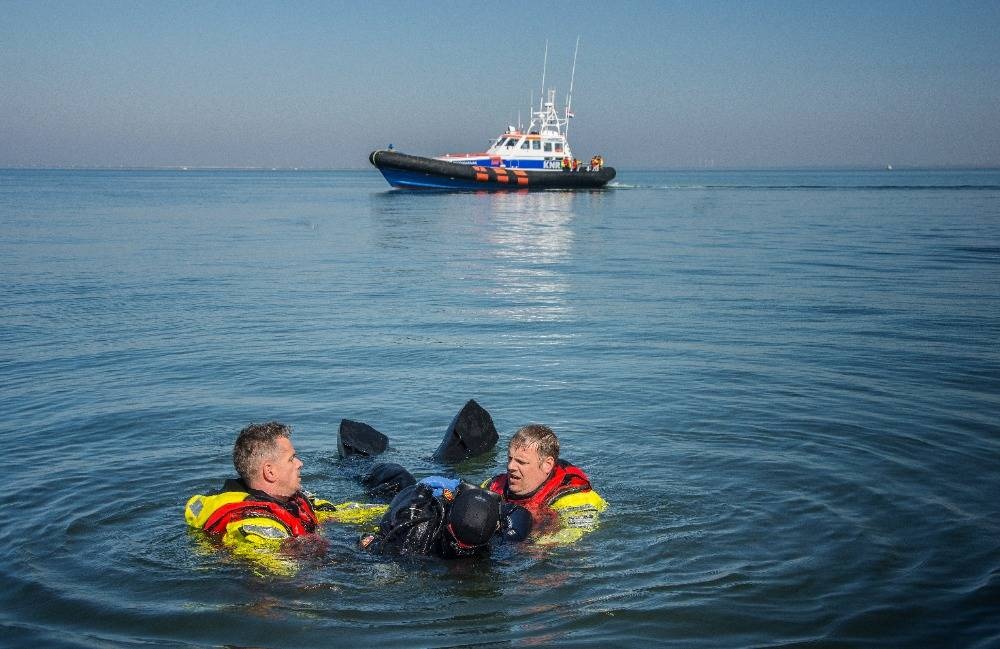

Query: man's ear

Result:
[261,460,276,484]
[542,456,556,474]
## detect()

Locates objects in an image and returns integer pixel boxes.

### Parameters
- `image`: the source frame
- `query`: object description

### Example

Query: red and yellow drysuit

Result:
[485,459,607,545]
[185,479,385,574]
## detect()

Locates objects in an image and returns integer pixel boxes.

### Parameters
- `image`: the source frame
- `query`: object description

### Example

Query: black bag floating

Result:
[371,483,444,556]
[338,419,388,458]
[433,399,498,463]
[365,482,503,558]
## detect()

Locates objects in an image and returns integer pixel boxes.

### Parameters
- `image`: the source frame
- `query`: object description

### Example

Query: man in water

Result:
[185,422,383,567]
[420,424,607,544]
[484,424,606,544]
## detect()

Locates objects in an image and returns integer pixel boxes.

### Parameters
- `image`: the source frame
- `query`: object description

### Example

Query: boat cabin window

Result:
[520,140,530,149]
[544,142,553,152]
[532,140,541,150]
[504,137,518,148]
[554,142,564,153]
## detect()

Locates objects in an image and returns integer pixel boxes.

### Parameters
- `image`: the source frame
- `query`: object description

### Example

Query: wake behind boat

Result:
[370,41,615,191]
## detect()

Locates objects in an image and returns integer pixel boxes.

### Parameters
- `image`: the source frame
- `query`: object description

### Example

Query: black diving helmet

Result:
[445,483,501,552]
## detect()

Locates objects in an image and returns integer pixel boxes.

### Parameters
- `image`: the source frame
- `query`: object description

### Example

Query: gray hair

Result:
[233,421,291,483]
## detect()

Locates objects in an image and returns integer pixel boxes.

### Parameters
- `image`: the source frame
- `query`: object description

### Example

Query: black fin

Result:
[433,399,498,463]
[338,419,388,458]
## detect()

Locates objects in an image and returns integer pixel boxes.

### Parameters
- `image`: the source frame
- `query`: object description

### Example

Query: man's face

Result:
[268,436,303,498]
[506,443,554,497]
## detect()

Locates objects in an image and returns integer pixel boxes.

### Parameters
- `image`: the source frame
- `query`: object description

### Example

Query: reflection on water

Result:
[485,191,577,324]
[368,189,609,327]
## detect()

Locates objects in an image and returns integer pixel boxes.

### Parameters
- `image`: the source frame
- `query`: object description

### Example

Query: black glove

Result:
[498,503,532,542]
[362,462,416,499]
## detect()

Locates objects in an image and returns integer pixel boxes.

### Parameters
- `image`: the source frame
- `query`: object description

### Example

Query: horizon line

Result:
[3,164,1000,173]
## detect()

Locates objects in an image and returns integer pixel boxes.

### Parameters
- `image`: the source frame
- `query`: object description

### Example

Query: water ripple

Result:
[2,169,999,647]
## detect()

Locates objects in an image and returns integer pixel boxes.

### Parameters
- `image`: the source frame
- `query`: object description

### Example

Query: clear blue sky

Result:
[2,1,998,169]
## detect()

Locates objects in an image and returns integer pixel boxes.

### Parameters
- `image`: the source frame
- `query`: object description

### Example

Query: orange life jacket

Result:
[486,460,594,516]
[201,487,320,537]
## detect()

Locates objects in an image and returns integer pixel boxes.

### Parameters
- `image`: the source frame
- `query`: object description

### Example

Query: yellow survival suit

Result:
[185,478,385,575]
[485,459,607,545]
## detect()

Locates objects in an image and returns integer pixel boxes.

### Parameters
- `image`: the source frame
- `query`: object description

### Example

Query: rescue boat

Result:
[370,43,615,191]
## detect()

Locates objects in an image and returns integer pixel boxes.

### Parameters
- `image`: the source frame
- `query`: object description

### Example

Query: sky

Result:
[2,1,999,169]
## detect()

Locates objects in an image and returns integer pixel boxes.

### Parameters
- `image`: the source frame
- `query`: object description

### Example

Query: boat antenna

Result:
[539,40,548,112]
[566,36,580,136]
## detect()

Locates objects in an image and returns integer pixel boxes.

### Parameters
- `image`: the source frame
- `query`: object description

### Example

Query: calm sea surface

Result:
[1,168,998,648]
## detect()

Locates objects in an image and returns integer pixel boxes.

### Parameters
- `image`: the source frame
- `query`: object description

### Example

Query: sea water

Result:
[1,168,998,647]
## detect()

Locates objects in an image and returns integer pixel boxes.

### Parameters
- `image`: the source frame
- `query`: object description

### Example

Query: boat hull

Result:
[369,150,615,190]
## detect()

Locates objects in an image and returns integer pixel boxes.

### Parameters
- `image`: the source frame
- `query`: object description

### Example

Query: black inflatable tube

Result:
[370,149,615,189]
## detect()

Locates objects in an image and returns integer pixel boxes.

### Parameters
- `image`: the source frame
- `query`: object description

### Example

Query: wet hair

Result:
[509,424,559,463]
[233,421,291,484]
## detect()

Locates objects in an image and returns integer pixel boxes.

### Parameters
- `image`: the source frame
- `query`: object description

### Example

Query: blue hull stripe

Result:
[445,158,550,170]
